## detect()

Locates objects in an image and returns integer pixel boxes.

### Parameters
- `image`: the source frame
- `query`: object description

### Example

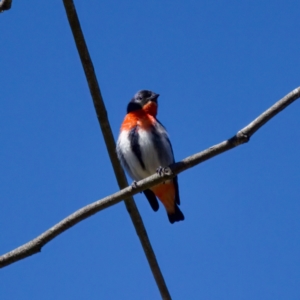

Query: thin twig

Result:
[0,0,12,12]
[62,1,171,299]
[1,87,299,271]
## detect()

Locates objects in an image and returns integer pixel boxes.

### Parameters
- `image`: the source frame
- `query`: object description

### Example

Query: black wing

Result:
[143,189,159,212]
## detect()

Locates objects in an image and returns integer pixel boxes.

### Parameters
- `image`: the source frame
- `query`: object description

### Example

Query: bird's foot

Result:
[131,180,143,193]
[156,166,172,176]
[131,180,138,190]
[156,166,164,176]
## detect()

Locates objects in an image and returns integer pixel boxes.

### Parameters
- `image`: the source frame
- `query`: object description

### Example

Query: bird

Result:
[116,90,184,224]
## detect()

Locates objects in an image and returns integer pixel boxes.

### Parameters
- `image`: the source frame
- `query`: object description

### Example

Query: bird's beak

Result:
[150,93,159,103]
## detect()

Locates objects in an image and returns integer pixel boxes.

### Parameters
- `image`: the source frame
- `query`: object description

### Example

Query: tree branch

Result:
[173,87,300,174]
[1,87,299,271]
[62,1,171,299]
[0,0,12,12]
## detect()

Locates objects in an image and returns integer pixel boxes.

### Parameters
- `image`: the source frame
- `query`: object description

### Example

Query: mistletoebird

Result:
[116,90,184,224]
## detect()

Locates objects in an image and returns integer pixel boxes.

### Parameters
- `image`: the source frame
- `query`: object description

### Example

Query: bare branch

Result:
[0,0,12,12]
[172,87,300,174]
[1,87,299,271]
[62,1,171,299]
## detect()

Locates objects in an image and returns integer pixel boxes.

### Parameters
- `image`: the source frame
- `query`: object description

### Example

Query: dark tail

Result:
[168,205,185,224]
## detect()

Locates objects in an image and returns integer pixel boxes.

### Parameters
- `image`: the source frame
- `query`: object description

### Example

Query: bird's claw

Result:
[131,181,138,189]
[156,166,164,176]
[156,166,172,177]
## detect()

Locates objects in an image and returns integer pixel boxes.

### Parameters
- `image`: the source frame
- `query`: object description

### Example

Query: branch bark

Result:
[0,0,12,12]
[1,86,299,270]
[62,1,171,299]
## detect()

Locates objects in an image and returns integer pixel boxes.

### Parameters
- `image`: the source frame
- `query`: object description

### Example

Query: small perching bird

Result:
[116,90,184,224]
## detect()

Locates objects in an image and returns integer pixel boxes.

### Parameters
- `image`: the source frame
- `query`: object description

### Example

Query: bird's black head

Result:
[127,90,160,113]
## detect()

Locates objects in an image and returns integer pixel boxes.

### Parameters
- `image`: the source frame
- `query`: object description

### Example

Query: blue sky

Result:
[1,1,300,299]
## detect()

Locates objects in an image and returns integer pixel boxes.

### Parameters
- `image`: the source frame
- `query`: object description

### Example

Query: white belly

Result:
[117,126,173,181]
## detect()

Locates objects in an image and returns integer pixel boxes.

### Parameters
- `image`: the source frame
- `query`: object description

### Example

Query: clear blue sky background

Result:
[1,1,300,299]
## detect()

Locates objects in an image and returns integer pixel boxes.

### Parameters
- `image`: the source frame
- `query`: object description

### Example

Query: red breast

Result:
[120,102,157,131]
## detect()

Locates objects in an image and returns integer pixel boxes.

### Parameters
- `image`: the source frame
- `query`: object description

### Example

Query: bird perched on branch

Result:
[116,90,184,224]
